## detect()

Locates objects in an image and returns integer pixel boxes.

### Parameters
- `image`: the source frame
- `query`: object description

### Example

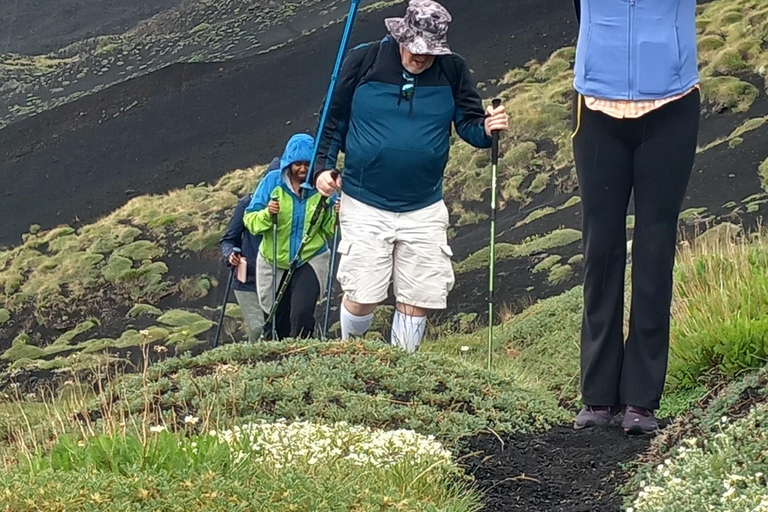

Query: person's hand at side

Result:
[268,200,280,216]
[484,104,509,136]
[316,170,342,197]
[228,251,242,267]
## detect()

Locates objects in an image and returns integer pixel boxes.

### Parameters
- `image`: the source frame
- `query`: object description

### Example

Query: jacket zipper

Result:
[628,0,636,100]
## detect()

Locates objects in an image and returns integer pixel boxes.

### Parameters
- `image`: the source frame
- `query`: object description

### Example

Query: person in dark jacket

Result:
[219,157,281,342]
[313,0,508,353]
[571,0,700,435]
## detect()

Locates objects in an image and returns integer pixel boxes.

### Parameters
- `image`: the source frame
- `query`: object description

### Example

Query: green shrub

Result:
[51,319,97,347]
[701,76,759,113]
[522,207,555,225]
[104,341,566,444]
[1,334,45,362]
[456,229,582,273]
[669,235,768,388]
[532,255,561,273]
[0,308,9,325]
[760,157,768,193]
[157,310,210,328]
[557,196,581,210]
[127,304,163,318]
[115,240,164,261]
[547,263,574,285]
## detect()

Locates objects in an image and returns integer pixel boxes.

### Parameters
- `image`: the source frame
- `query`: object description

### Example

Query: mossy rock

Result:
[127,304,162,318]
[0,309,10,326]
[568,254,584,265]
[157,310,210,328]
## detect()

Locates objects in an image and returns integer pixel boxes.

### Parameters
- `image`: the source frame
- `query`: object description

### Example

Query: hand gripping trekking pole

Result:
[271,196,279,340]
[213,247,240,348]
[322,215,340,339]
[488,98,502,372]
[300,0,361,195]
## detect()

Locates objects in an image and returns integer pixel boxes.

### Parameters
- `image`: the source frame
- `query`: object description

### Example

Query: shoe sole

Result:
[623,425,658,436]
[573,420,611,431]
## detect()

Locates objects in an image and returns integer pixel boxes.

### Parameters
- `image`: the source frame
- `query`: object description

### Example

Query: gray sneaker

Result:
[622,406,659,435]
[574,406,616,430]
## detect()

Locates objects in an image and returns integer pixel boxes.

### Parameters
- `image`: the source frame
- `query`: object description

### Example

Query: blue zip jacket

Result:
[219,158,281,292]
[574,0,699,100]
[314,37,491,213]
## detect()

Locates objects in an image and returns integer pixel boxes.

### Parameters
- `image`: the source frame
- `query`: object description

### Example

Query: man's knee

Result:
[396,302,427,318]
[343,295,378,316]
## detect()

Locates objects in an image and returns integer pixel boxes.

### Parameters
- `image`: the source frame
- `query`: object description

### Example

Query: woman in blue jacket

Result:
[571,0,700,434]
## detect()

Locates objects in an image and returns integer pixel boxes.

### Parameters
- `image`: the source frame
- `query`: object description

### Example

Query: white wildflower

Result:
[149,425,166,433]
[184,415,199,425]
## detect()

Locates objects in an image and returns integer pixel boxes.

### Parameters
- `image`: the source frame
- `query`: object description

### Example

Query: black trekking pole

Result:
[213,247,240,348]
[487,98,502,372]
[322,214,340,339]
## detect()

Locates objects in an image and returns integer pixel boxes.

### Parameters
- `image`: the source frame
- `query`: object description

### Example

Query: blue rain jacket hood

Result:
[280,133,314,172]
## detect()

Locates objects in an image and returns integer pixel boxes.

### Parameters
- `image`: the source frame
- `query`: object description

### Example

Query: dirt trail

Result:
[466,427,651,512]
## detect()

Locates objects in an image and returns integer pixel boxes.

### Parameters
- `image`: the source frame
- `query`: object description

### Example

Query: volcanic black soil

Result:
[0,0,182,55]
[466,427,651,512]
[0,0,579,247]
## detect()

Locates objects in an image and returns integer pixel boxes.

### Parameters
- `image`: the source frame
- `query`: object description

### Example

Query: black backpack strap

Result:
[437,54,464,136]
[437,54,462,101]
[353,39,383,87]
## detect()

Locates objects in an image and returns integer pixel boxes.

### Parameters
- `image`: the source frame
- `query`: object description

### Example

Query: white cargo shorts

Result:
[336,194,455,309]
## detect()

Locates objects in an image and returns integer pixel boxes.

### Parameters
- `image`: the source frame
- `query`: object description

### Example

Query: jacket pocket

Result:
[584,31,626,93]
[636,40,680,95]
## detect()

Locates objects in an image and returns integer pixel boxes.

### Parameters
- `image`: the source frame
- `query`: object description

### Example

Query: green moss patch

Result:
[456,229,582,273]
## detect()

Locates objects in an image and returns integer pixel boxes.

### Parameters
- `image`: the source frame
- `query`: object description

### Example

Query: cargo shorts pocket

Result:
[440,244,456,293]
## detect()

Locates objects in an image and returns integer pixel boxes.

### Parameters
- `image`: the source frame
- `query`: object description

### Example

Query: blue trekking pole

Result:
[263,0,361,333]
[300,0,361,196]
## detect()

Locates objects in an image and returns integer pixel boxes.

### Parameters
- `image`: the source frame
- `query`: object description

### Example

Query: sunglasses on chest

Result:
[400,70,416,101]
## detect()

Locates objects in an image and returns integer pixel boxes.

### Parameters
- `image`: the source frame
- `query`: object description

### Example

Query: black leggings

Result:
[265,263,321,340]
[572,89,700,410]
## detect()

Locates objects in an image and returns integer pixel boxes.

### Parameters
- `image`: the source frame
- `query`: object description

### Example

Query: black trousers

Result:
[572,89,700,410]
[265,263,321,340]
